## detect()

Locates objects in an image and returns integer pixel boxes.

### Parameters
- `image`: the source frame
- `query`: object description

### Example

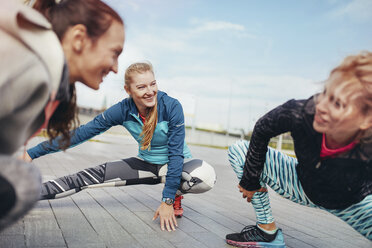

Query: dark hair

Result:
[33,0,123,41]
[47,86,77,149]
[33,0,124,149]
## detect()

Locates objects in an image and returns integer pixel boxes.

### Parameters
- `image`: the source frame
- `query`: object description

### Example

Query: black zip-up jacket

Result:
[239,96,372,209]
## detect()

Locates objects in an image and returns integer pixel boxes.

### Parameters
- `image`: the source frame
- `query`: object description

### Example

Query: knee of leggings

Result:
[228,140,249,167]
[179,159,216,194]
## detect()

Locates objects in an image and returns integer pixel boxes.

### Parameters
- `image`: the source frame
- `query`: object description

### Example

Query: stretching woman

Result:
[226,52,372,247]
[0,0,124,231]
[26,62,216,232]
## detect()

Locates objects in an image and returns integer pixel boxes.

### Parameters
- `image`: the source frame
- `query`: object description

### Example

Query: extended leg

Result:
[40,157,162,200]
[328,195,372,240]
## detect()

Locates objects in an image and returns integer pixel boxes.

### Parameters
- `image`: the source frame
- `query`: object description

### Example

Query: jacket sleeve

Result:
[27,102,125,159]
[162,100,185,199]
[0,48,50,155]
[239,99,301,191]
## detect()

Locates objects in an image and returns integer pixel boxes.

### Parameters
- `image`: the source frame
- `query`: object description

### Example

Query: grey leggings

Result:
[40,157,215,199]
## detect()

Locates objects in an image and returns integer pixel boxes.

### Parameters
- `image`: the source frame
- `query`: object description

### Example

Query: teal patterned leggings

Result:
[228,140,372,240]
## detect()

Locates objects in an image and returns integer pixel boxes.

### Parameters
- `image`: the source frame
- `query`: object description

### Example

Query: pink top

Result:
[320,133,357,158]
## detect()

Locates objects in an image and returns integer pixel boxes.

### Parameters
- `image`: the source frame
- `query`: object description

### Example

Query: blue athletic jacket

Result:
[28,91,192,199]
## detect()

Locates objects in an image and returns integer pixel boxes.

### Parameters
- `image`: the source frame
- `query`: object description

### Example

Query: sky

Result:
[76,0,372,133]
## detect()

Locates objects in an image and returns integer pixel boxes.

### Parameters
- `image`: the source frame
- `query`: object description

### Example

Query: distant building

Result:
[78,106,103,117]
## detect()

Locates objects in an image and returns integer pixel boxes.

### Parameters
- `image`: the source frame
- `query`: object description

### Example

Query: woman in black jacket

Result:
[226,52,372,247]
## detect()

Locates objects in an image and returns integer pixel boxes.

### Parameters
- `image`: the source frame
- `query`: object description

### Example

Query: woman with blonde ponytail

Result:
[0,0,124,231]
[124,62,158,151]
[26,61,217,232]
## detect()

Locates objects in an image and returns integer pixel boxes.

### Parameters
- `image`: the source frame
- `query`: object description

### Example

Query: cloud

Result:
[193,21,245,32]
[329,0,372,22]
[126,2,140,12]
[127,18,258,61]
[131,32,191,53]
[189,19,257,39]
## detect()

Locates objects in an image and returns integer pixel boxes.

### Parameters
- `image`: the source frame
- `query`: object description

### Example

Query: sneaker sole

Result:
[226,239,286,248]
[175,213,183,218]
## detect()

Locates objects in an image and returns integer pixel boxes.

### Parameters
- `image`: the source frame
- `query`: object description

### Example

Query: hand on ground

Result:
[153,202,178,231]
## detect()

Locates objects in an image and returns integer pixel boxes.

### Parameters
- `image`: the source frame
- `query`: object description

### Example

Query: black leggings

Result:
[40,158,215,199]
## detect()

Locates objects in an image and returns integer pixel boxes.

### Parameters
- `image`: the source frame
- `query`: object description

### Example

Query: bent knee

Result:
[228,140,249,167]
[180,159,216,194]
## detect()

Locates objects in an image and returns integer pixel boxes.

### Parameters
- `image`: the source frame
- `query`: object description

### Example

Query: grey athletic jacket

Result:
[0,0,65,154]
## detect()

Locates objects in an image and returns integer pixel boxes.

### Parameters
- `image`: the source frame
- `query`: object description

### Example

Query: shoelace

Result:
[240,225,271,242]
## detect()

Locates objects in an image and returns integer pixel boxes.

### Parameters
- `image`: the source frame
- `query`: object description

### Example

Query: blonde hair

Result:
[125,62,158,150]
[326,51,372,140]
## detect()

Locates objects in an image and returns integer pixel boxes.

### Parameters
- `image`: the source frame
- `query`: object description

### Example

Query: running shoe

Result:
[226,225,286,248]
[173,195,184,218]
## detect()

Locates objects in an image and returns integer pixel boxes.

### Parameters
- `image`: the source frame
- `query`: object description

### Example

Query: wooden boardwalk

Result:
[1,133,370,248]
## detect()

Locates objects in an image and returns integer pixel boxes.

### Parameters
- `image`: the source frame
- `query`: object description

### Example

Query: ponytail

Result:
[140,102,158,150]
[47,84,78,150]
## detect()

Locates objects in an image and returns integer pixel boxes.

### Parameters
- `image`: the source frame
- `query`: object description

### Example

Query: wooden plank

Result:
[91,188,155,235]
[0,235,26,248]
[107,187,152,212]
[0,219,24,235]
[134,211,208,248]
[24,201,66,248]
[48,197,106,248]
[70,190,140,247]
[3,134,368,248]
[187,231,230,248]
[131,233,175,248]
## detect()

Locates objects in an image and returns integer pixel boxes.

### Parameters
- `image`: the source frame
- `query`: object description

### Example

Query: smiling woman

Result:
[33,0,125,148]
[226,52,372,247]
[124,62,159,150]
[26,61,217,232]
[0,0,124,232]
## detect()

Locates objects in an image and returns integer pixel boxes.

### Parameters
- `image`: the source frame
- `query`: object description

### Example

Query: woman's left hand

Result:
[18,151,32,162]
[153,202,178,231]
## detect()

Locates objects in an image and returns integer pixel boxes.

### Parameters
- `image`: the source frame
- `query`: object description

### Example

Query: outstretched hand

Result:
[153,202,178,232]
[19,151,32,162]
[238,184,267,202]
